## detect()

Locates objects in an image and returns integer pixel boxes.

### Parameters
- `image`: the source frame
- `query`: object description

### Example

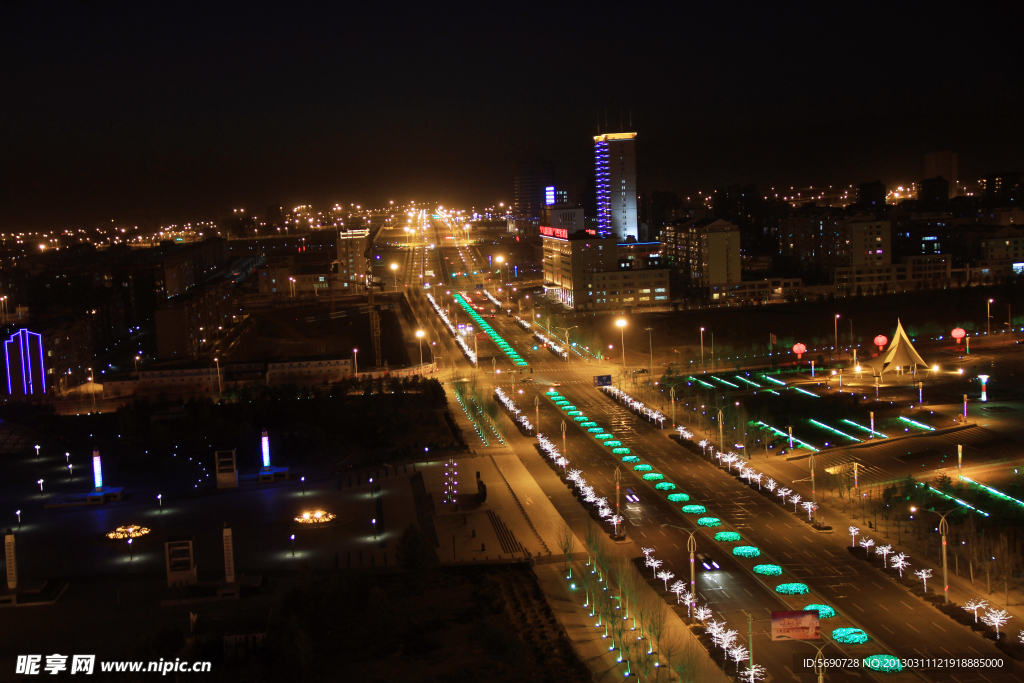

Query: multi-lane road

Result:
[381,212,1018,682]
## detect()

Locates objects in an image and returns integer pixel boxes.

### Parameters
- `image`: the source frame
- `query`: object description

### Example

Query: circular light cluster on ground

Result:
[697,517,721,527]
[832,628,869,644]
[863,655,902,673]
[681,504,707,514]
[295,510,337,524]
[612,447,631,455]
[775,583,810,595]
[106,525,151,540]
[666,493,690,502]
[642,473,664,481]
[654,482,676,491]
[634,464,653,472]
[603,440,623,447]
[714,531,741,542]
[733,546,761,558]
[803,604,836,619]
[753,564,782,576]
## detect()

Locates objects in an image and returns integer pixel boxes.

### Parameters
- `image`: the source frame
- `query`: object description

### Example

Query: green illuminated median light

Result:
[832,628,869,644]
[898,416,934,431]
[634,464,653,472]
[560,405,577,411]
[567,410,582,416]
[697,517,721,527]
[840,418,888,438]
[961,476,1024,508]
[803,603,836,619]
[581,421,599,428]
[666,493,690,503]
[710,376,740,388]
[793,387,819,398]
[587,427,605,433]
[733,546,760,558]
[642,473,664,481]
[573,415,589,422]
[752,564,782,576]
[603,440,623,447]
[714,531,741,542]
[594,433,614,440]
[863,655,902,673]
[621,455,641,463]
[681,505,706,514]
[809,419,861,442]
[775,583,809,595]
[654,481,675,491]
[612,447,631,455]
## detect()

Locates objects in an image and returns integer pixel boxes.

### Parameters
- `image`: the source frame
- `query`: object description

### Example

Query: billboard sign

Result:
[540,225,569,240]
[593,375,613,387]
[771,611,820,641]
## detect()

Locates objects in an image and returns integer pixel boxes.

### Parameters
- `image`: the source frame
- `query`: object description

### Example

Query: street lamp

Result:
[37,479,43,495]
[495,255,504,299]
[988,298,994,336]
[214,357,222,396]
[391,263,399,290]
[834,314,840,360]
[134,355,140,374]
[157,494,162,511]
[912,506,954,603]
[290,534,296,557]
[353,348,358,376]
[416,330,425,365]
[616,319,627,368]
[700,327,705,372]
[34,445,40,459]
[662,524,699,615]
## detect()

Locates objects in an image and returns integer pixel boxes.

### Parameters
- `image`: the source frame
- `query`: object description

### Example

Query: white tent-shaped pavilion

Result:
[864,319,929,376]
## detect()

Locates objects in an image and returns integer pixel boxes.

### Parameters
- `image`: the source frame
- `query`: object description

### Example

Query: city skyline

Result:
[1,4,1022,229]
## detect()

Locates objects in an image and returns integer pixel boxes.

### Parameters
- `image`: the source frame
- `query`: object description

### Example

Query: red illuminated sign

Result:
[540,225,568,239]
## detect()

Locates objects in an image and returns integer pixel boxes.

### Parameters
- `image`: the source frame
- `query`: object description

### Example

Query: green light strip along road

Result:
[809,419,862,443]
[793,386,819,398]
[761,374,787,386]
[960,476,1024,508]
[710,376,740,388]
[898,416,934,431]
[840,419,887,438]
[452,293,527,366]
[686,376,715,389]
[754,420,818,451]
[926,485,990,516]
[735,375,761,388]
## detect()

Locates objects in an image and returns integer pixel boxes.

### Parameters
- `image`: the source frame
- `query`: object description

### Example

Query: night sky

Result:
[2,2,1021,228]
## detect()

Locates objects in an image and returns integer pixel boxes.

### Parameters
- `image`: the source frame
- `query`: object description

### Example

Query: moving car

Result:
[697,553,721,571]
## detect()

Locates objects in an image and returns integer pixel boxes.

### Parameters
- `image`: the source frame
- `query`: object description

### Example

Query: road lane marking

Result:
[930,620,946,632]
[899,600,914,611]
[877,602,888,611]
[904,622,920,633]
[879,624,894,634]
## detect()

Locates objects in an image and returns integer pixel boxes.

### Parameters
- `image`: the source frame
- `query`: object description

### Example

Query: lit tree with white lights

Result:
[859,538,875,553]
[790,493,802,512]
[753,472,763,489]
[735,459,748,472]
[982,608,1012,639]
[802,501,817,520]
[722,453,737,470]
[963,598,988,623]
[778,487,791,504]
[876,544,892,568]
[741,663,767,683]
[699,439,710,454]
[718,629,738,653]
[610,514,624,535]
[891,552,911,577]
[849,526,859,547]
[642,547,655,561]
[669,579,688,604]
[729,644,750,671]
[914,568,933,592]
[695,605,713,623]
[649,558,663,578]
[657,569,675,591]
[765,478,777,493]
[1018,629,1023,644]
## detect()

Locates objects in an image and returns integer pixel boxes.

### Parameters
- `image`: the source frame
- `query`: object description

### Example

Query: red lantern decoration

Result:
[873,335,888,351]
[951,328,966,344]
[792,343,806,359]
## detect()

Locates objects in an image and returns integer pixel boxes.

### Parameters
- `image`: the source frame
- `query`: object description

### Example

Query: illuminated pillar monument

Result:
[5,529,16,590]
[92,450,103,489]
[223,523,235,584]
[86,450,123,503]
[258,430,289,483]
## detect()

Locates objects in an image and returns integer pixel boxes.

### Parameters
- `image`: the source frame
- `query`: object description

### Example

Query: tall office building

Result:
[925,151,958,199]
[595,133,638,240]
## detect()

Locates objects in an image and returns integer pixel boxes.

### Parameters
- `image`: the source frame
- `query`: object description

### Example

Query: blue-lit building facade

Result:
[4,329,46,399]
[594,132,638,240]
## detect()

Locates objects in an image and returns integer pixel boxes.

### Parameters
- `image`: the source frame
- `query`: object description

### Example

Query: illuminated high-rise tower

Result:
[3,329,46,398]
[594,132,638,239]
[261,430,270,468]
